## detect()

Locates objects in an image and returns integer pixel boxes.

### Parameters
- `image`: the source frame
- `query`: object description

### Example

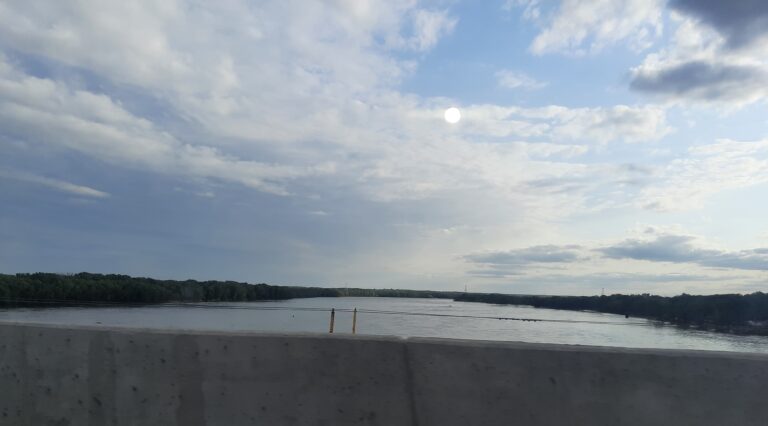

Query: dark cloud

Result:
[629,2,768,104]
[523,177,589,195]
[465,269,524,279]
[618,163,653,175]
[701,251,768,271]
[465,236,768,286]
[511,272,740,285]
[670,0,768,49]
[465,245,584,266]
[599,234,768,271]
[600,235,707,262]
[630,60,768,102]
[464,245,585,279]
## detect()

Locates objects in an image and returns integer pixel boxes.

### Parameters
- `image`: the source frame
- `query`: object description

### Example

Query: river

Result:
[2,297,768,353]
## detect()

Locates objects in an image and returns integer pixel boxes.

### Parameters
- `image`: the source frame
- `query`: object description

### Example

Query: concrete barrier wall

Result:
[1,322,767,426]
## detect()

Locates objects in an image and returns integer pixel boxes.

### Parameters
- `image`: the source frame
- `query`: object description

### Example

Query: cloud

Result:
[669,0,768,49]
[600,234,705,262]
[464,245,585,279]
[399,9,457,51]
[0,54,332,195]
[638,139,768,211]
[0,169,109,198]
[466,244,584,265]
[466,269,525,279]
[0,0,671,217]
[629,8,768,106]
[0,0,643,278]
[599,232,768,271]
[502,0,539,18]
[484,271,758,296]
[543,105,670,144]
[459,104,670,143]
[512,0,663,55]
[630,60,768,104]
[0,0,675,281]
[0,1,438,91]
[465,227,768,285]
[5,0,757,292]
[630,60,768,103]
[495,69,547,90]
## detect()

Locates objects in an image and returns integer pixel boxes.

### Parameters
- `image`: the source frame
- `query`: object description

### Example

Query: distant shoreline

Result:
[454,292,768,337]
[0,272,460,305]
[2,272,767,337]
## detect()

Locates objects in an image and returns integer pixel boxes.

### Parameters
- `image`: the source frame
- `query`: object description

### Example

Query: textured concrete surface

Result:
[407,338,768,426]
[1,322,767,426]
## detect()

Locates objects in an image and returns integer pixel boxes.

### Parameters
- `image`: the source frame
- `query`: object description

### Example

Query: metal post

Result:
[352,308,357,334]
[329,308,335,333]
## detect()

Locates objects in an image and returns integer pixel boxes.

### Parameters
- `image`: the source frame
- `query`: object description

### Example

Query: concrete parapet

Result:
[1,322,767,425]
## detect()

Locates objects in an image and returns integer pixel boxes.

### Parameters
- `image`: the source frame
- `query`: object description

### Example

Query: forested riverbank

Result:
[0,273,459,305]
[455,292,768,336]
[3,272,767,336]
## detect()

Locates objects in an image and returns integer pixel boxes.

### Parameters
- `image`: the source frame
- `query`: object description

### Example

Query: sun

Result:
[444,107,461,124]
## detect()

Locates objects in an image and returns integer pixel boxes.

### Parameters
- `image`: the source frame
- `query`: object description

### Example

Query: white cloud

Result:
[0,54,332,195]
[399,9,457,51]
[458,104,670,143]
[514,0,664,55]
[639,139,768,212]
[0,169,109,198]
[0,1,191,89]
[546,105,670,143]
[503,0,542,20]
[495,69,547,90]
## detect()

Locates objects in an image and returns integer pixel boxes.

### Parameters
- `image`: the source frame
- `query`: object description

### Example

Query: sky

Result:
[1,0,767,295]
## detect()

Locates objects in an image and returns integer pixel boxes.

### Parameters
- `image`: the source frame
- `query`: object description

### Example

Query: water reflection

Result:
[2,297,768,353]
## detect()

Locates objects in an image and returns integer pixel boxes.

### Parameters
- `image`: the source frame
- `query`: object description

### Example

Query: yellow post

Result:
[352,308,357,334]
[329,308,335,333]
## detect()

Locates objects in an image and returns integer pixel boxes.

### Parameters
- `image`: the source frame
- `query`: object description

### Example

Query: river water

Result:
[2,297,768,353]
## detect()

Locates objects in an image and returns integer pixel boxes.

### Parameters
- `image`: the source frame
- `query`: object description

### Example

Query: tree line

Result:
[0,273,458,305]
[455,292,768,335]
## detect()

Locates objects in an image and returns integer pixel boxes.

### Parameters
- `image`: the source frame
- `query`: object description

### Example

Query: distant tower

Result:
[464,284,468,293]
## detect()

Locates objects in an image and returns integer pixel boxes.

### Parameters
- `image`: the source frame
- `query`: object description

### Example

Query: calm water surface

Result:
[2,297,768,353]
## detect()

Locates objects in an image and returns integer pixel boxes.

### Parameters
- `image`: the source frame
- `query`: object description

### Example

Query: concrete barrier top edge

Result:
[406,335,768,360]
[0,320,407,343]
[2,320,767,360]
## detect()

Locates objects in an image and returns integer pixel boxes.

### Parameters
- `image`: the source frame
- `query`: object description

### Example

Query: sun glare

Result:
[444,107,461,124]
